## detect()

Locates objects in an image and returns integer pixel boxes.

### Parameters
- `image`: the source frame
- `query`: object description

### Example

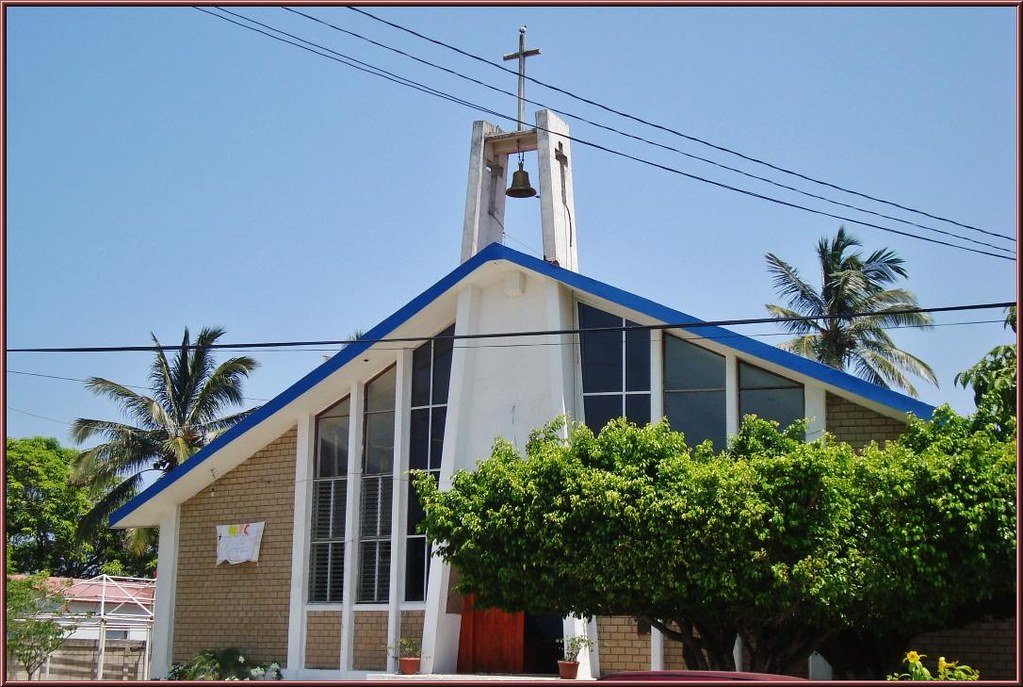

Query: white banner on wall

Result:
[216,521,266,565]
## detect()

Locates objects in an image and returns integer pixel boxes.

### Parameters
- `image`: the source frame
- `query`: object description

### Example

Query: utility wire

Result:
[6,301,1014,354]
[349,6,1013,244]
[288,7,1013,256]
[6,406,71,425]
[4,370,270,402]
[197,7,1013,262]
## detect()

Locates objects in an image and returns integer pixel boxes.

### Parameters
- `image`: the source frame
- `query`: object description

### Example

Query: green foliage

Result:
[887,651,979,681]
[166,648,282,680]
[5,437,154,577]
[954,306,1017,438]
[765,226,936,396]
[557,635,592,661]
[71,326,259,542]
[386,636,422,658]
[5,574,76,679]
[414,412,1015,677]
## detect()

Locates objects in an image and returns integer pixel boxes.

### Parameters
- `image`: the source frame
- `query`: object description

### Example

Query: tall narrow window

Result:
[309,397,350,603]
[405,324,454,602]
[738,361,804,430]
[358,366,396,604]
[663,335,727,449]
[578,303,650,431]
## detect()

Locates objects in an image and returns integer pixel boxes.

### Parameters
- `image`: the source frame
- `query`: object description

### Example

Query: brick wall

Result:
[6,638,147,681]
[825,393,906,449]
[596,615,649,674]
[909,618,1016,681]
[663,630,688,670]
[172,428,297,665]
[352,611,388,670]
[400,610,425,647]
[305,611,341,669]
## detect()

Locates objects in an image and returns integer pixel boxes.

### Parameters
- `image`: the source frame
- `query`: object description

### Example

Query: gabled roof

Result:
[110,243,935,527]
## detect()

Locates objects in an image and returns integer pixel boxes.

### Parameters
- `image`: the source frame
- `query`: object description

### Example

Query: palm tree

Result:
[764,227,937,397]
[71,326,259,550]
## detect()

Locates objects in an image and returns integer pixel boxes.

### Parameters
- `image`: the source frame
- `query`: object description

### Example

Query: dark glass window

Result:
[405,325,454,602]
[663,336,727,449]
[310,398,350,603]
[357,367,396,604]
[578,303,650,431]
[738,361,804,430]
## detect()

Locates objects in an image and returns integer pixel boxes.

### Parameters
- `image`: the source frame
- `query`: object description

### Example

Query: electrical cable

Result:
[287,7,1013,256]
[4,370,270,402]
[196,7,1014,262]
[6,301,1014,353]
[348,6,1014,244]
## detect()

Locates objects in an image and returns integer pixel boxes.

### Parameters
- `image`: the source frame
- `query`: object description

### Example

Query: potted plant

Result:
[387,637,422,675]
[556,635,592,679]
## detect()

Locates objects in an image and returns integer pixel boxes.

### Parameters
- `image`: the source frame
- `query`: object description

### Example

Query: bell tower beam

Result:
[459,111,578,271]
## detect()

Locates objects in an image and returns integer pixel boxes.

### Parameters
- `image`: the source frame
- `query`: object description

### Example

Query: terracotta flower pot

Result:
[558,660,579,679]
[398,657,421,675]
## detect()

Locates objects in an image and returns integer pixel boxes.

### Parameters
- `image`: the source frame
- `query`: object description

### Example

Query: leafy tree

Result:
[5,573,76,680]
[818,406,1016,678]
[71,326,258,550]
[414,413,1014,677]
[954,306,1016,437]
[765,226,937,396]
[5,437,153,577]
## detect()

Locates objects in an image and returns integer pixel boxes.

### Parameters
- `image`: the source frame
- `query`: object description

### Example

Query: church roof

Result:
[110,242,935,528]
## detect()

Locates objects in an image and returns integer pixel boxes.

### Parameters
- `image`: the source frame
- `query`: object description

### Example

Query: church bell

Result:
[506,160,537,198]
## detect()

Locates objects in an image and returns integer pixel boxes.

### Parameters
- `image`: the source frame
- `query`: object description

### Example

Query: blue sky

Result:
[4,5,1017,444]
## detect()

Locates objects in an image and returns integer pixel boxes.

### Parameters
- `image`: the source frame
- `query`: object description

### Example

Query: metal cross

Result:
[503,26,541,131]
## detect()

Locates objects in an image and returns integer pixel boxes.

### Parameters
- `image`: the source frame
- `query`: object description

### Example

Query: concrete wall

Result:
[172,427,297,665]
[825,393,906,448]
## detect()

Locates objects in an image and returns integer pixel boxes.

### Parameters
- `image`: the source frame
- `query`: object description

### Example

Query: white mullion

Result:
[387,349,412,672]
[650,329,663,422]
[340,381,363,673]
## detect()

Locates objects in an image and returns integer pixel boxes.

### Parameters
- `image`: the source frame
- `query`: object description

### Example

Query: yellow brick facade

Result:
[825,393,906,449]
[305,611,342,669]
[352,611,389,670]
[400,610,426,647]
[596,615,650,673]
[172,427,297,665]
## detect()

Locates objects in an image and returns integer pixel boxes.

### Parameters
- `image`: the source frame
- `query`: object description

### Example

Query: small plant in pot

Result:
[387,637,422,675]
[555,635,592,679]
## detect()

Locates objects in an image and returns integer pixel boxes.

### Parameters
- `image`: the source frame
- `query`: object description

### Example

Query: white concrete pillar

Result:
[149,507,180,678]
[286,413,316,672]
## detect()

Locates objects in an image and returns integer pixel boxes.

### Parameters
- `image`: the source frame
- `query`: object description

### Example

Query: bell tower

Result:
[459,29,578,271]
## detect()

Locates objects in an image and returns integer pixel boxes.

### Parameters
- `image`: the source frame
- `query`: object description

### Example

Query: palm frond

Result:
[764,304,823,336]
[75,471,148,540]
[187,355,259,426]
[765,254,825,317]
[82,378,161,430]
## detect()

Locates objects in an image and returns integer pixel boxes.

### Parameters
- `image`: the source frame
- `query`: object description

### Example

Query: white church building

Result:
[110,108,933,680]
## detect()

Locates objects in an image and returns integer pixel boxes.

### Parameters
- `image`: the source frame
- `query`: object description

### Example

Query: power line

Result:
[197,7,1014,262]
[348,6,1014,245]
[4,370,270,402]
[6,406,72,426]
[6,301,1014,354]
[286,7,1014,256]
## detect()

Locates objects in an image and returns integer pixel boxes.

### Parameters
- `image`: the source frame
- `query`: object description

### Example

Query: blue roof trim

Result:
[109,244,508,526]
[112,242,934,525]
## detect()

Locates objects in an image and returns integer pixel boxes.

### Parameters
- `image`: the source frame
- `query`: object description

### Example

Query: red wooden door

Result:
[457,594,525,674]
